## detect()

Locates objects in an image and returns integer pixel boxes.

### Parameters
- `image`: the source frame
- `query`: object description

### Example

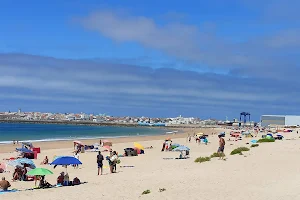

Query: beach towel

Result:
[0,190,18,194]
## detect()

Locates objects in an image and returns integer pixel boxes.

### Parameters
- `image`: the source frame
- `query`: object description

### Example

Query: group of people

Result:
[12,166,29,181]
[57,172,80,186]
[97,150,118,175]
[161,140,172,151]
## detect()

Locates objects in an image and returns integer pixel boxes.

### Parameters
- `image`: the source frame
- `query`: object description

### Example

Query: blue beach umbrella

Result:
[173,146,190,152]
[16,148,33,153]
[8,158,36,169]
[50,156,82,166]
[50,156,82,172]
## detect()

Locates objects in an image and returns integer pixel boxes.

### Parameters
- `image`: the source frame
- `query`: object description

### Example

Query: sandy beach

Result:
[1,127,300,200]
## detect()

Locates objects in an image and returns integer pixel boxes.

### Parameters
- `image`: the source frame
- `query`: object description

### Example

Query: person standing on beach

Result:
[97,151,104,175]
[74,153,79,169]
[218,135,225,160]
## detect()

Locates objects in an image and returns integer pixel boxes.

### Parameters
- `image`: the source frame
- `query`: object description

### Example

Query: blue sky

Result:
[1,0,300,120]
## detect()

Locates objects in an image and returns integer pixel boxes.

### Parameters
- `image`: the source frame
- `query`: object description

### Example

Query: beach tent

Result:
[103,140,112,146]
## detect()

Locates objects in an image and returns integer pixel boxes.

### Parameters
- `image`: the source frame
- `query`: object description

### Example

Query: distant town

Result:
[0,109,256,127]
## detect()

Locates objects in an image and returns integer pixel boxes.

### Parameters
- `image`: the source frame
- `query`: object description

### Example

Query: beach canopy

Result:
[16,148,33,153]
[27,168,53,176]
[50,156,82,166]
[173,146,190,152]
[134,142,144,150]
[8,158,36,169]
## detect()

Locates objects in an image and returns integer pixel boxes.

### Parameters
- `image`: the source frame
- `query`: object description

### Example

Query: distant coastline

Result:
[0,119,209,128]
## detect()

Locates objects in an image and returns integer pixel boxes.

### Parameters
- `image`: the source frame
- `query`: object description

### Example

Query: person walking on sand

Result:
[218,135,225,160]
[97,151,104,175]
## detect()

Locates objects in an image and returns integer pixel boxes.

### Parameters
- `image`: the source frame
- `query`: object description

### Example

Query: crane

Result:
[240,112,251,126]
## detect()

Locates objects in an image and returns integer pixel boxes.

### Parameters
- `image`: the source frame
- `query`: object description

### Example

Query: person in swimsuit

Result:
[218,135,225,160]
[97,151,104,175]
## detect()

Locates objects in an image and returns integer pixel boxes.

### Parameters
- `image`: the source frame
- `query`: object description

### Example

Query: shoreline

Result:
[0,127,218,153]
[0,131,187,153]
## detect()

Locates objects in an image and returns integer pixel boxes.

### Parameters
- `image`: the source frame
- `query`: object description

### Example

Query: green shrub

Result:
[159,188,166,192]
[251,144,259,148]
[257,138,275,143]
[210,152,225,158]
[142,190,151,195]
[194,156,211,163]
[230,147,250,155]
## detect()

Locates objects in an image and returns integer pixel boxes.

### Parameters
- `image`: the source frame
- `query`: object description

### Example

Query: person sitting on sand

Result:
[63,173,69,186]
[41,156,48,165]
[73,177,80,185]
[57,172,64,185]
[0,177,11,191]
[39,176,51,188]
[218,135,225,160]
[12,168,19,181]
[21,166,27,181]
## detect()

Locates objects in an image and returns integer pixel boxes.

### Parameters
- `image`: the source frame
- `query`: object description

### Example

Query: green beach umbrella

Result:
[27,168,53,176]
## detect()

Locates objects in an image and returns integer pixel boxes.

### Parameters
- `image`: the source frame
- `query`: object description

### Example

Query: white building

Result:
[166,115,195,125]
[261,115,300,127]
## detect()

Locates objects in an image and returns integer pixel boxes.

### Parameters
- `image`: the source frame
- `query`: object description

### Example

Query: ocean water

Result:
[0,123,168,144]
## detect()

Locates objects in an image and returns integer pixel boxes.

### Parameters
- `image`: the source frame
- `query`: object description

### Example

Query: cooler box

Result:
[32,147,41,153]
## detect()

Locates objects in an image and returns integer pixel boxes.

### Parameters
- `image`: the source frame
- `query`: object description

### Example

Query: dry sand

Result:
[1,127,300,200]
